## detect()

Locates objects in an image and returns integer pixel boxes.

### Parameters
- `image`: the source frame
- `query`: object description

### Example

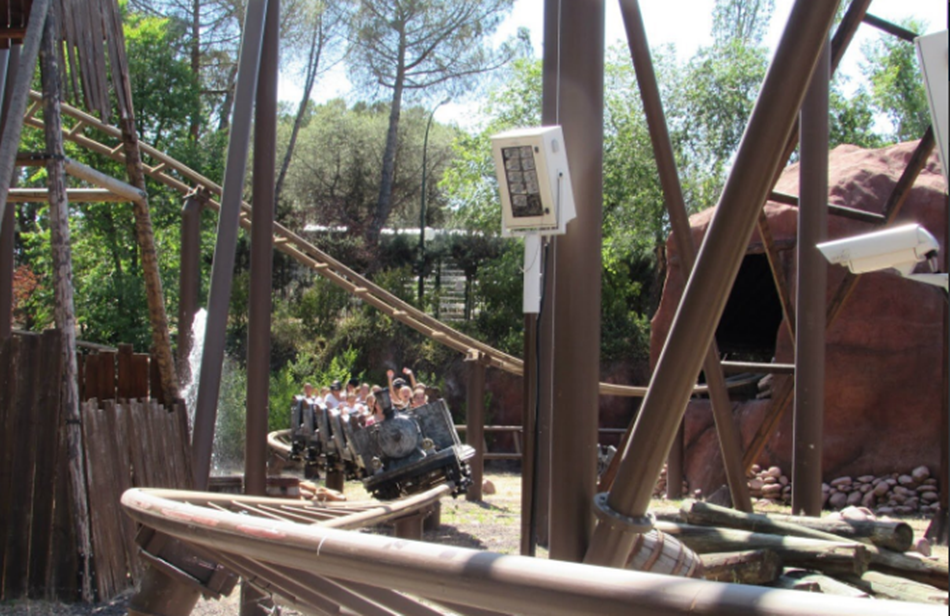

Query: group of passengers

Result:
[301,368,431,428]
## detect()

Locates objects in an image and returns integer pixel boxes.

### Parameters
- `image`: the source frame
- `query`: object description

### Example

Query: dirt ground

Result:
[1,472,946,615]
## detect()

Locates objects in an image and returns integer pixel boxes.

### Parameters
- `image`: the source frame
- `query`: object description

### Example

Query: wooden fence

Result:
[0,331,191,602]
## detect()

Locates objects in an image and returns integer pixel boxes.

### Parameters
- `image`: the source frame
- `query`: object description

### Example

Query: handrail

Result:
[23,90,717,398]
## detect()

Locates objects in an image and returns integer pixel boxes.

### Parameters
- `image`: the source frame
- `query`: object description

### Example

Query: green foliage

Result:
[862,18,931,143]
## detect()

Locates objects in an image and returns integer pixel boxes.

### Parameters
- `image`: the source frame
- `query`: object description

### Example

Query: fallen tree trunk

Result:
[844,571,949,605]
[867,547,949,591]
[770,575,821,592]
[784,570,870,598]
[680,500,913,553]
[654,521,870,578]
[700,550,783,585]
[767,511,914,553]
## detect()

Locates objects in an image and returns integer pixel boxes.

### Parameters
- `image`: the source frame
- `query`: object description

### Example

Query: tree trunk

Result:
[654,521,871,579]
[700,549,783,585]
[108,10,181,402]
[41,11,94,602]
[845,571,949,605]
[681,500,914,553]
[367,34,407,253]
[783,571,871,598]
[190,0,201,141]
[275,23,324,205]
[217,64,239,133]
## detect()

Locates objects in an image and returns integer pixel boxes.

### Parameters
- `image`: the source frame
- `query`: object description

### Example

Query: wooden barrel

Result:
[626,530,705,578]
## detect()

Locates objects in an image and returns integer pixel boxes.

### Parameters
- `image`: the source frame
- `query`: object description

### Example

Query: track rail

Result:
[22,90,716,398]
[121,487,939,616]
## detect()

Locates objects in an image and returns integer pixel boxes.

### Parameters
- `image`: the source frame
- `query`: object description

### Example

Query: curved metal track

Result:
[21,90,724,398]
[121,487,939,616]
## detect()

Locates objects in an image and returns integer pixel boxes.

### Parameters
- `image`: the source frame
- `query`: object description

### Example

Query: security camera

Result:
[818,224,947,290]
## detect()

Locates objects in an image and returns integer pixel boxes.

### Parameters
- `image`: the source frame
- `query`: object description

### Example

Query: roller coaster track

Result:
[120,486,933,616]
[22,91,717,398]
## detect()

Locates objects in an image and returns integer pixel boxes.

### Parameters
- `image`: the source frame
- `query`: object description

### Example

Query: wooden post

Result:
[466,351,487,502]
[40,10,93,602]
[0,0,52,236]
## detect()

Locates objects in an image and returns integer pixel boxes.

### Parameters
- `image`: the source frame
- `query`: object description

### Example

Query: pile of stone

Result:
[747,464,942,516]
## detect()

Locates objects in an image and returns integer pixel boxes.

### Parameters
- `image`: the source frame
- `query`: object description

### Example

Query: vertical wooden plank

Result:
[128,400,153,488]
[132,354,149,401]
[174,401,194,489]
[3,334,40,598]
[83,353,98,403]
[82,402,119,599]
[76,352,85,403]
[98,350,116,402]
[149,352,164,406]
[117,344,133,401]
[27,330,65,597]
[112,402,143,581]
[98,400,133,593]
[0,335,21,600]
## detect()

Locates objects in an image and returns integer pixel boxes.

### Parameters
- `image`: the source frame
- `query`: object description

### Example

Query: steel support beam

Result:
[542,0,605,563]
[0,45,19,343]
[928,193,950,547]
[584,0,842,569]
[241,2,279,613]
[620,0,752,512]
[466,352,487,502]
[192,0,268,490]
[793,39,830,517]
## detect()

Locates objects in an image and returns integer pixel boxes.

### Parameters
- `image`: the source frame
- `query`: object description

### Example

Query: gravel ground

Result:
[2,472,946,615]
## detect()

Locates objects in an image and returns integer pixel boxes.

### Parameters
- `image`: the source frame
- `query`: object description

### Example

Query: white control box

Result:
[917,30,949,185]
[491,126,577,237]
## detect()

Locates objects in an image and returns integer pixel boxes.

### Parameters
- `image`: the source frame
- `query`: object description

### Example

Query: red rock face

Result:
[651,142,948,494]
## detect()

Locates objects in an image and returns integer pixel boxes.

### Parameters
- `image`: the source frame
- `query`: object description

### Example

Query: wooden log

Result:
[41,11,93,602]
[766,511,914,553]
[770,575,821,593]
[844,571,949,605]
[784,570,871,598]
[654,521,870,578]
[680,500,850,544]
[867,546,949,591]
[700,550,783,585]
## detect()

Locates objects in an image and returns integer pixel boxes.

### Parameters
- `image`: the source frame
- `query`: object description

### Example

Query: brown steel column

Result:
[620,0,752,512]
[585,0,841,568]
[543,0,605,563]
[177,195,203,379]
[792,39,830,517]
[466,353,487,502]
[0,45,19,343]
[521,313,538,554]
[242,1,279,614]
[192,0,269,490]
[928,194,950,546]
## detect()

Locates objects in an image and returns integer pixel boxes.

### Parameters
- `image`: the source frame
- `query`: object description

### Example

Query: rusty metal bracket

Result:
[592,493,655,535]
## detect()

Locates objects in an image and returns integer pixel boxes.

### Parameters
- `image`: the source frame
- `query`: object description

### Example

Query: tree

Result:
[862,18,931,143]
[346,0,517,252]
[275,1,349,204]
[712,0,775,47]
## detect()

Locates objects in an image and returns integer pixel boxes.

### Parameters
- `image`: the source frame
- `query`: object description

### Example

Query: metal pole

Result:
[177,194,203,379]
[543,0,605,563]
[521,313,538,555]
[928,192,950,546]
[466,353,487,502]
[418,99,447,304]
[619,0,752,512]
[792,39,830,517]
[0,45,19,343]
[242,2,279,613]
[584,0,842,569]
[192,0,268,490]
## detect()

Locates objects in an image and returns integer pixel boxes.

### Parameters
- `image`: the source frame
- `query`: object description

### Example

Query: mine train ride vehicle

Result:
[289,389,475,501]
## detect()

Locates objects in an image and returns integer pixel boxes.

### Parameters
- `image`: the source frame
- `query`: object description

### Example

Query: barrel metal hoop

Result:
[592,493,656,535]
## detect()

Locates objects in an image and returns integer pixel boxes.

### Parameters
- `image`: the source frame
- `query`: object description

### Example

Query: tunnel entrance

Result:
[715,253,784,363]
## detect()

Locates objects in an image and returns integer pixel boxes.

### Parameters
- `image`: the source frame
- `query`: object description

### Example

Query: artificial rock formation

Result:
[652,141,948,495]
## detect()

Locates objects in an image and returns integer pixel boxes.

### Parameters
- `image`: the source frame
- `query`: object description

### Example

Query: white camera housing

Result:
[817,224,940,276]
[916,30,949,186]
[491,126,577,237]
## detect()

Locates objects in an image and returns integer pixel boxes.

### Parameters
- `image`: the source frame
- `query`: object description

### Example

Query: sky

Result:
[277,0,949,130]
